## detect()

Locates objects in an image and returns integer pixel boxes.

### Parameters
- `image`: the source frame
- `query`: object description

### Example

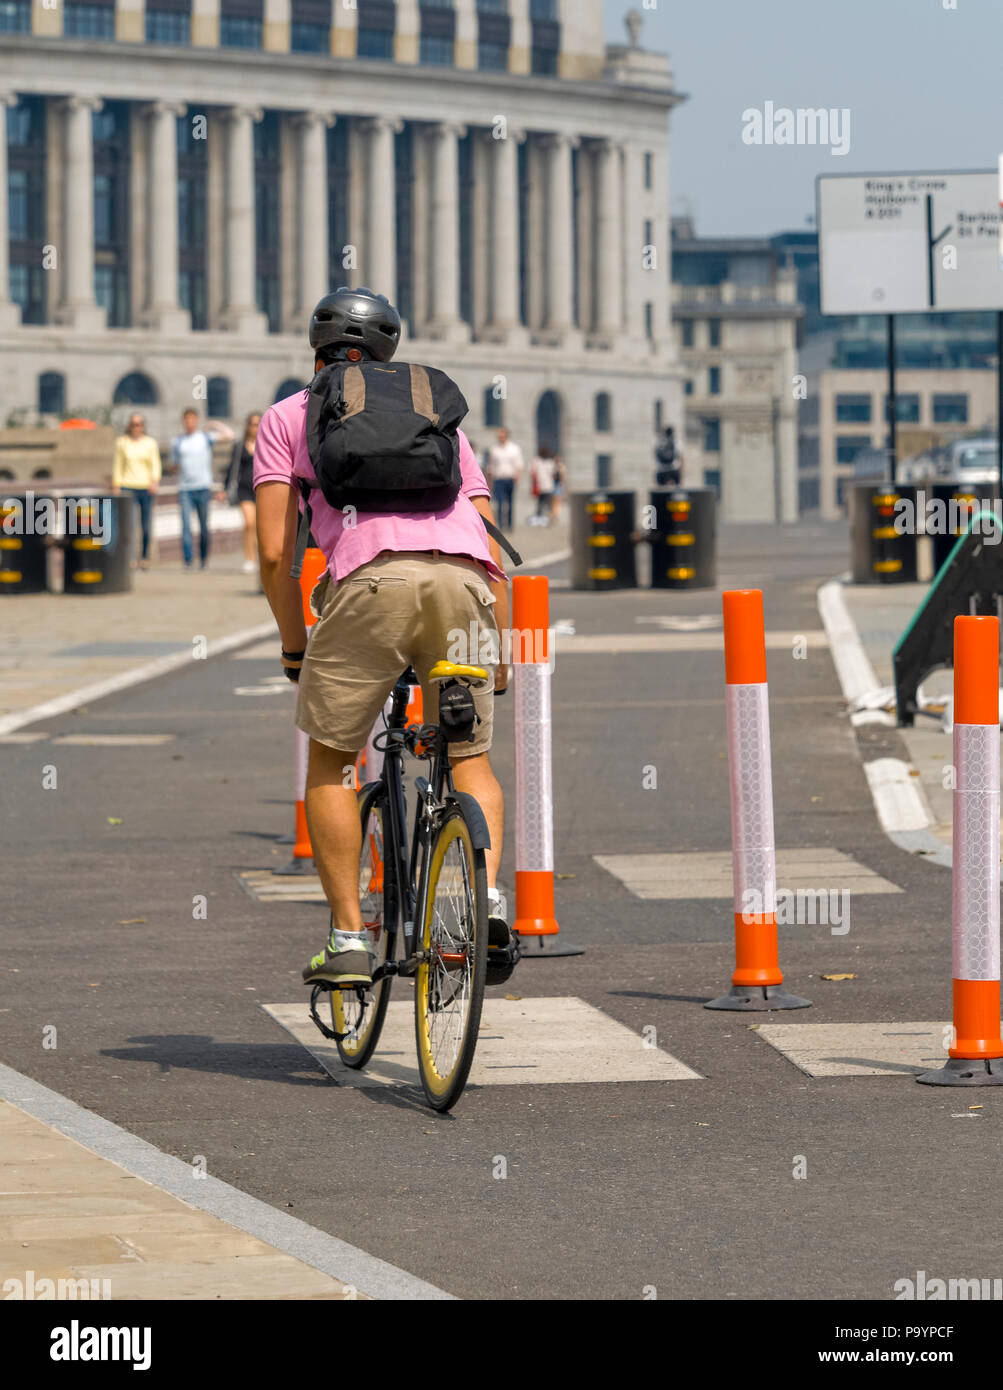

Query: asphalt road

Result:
[2,521,996,1300]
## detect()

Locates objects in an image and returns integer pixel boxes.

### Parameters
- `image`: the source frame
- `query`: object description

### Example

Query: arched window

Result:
[274,378,307,404]
[38,371,66,415]
[483,385,504,429]
[595,391,612,433]
[536,389,562,455]
[113,372,158,406]
[207,377,231,418]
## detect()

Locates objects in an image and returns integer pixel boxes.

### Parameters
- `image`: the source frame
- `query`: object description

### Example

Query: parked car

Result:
[949,438,999,483]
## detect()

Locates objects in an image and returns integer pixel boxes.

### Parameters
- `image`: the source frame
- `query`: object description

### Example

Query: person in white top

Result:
[487,428,524,531]
[530,447,558,526]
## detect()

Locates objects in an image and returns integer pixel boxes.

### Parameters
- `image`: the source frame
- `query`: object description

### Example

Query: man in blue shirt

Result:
[170,410,234,568]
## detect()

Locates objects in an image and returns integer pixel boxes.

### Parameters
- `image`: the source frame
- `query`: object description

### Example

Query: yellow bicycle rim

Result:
[415,816,477,1098]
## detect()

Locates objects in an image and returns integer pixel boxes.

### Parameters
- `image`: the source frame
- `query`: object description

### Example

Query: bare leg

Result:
[240,500,257,564]
[305,740,364,931]
[450,752,504,889]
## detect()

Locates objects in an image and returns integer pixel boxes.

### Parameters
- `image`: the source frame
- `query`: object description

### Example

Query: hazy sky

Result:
[605,0,1003,239]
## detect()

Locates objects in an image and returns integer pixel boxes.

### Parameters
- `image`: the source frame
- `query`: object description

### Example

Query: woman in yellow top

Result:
[112,414,162,569]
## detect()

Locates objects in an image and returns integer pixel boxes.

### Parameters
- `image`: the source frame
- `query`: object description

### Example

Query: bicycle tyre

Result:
[332,785,394,1070]
[414,800,488,1112]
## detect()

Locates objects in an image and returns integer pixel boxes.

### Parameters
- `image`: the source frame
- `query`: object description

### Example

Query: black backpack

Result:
[291,359,522,576]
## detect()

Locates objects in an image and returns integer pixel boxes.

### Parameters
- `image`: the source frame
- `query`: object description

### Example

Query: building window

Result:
[146,7,191,43]
[292,21,328,50]
[680,319,694,348]
[644,151,653,191]
[8,96,45,324]
[357,27,393,57]
[835,393,872,424]
[420,33,454,63]
[530,0,556,16]
[64,2,116,38]
[93,99,131,328]
[113,372,158,406]
[254,112,280,332]
[220,15,262,47]
[38,373,66,416]
[933,394,969,424]
[596,455,613,489]
[477,0,507,10]
[207,377,231,418]
[532,46,558,75]
[645,302,653,339]
[654,400,664,433]
[595,392,612,433]
[703,419,721,452]
[884,394,921,424]
[708,366,721,396]
[484,386,504,428]
[177,111,208,330]
[274,378,307,403]
[0,1,30,32]
[395,124,414,327]
[327,122,351,293]
[836,435,868,465]
[684,379,694,396]
[530,1,559,75]
[458,131,473,327]
[178,270,206,329]
[704,468,721,496]
[709,319,721,348]
[478,39,508,68]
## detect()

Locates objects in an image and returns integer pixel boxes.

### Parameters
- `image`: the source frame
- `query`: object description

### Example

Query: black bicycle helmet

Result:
[309,286,402,364]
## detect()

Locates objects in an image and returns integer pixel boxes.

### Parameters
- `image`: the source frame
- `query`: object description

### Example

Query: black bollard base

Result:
[275,856,317,878]
[916,1057,1003,1086]
[705,983,812,1011]
[515,934,586,959]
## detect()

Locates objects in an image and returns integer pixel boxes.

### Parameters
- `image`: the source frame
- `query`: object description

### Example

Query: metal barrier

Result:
[648,487,717,590]
[0,496,47,594]
[570,491,637,591]
[62,495,134,594]
[850,482,918,584]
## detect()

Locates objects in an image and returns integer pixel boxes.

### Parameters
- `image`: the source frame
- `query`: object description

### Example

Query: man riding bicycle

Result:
[254,287,519,990]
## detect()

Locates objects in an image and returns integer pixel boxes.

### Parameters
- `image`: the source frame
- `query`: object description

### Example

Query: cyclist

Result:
[254,287,519,991]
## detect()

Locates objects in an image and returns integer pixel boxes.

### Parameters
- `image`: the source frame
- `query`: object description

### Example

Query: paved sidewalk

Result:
[0,1100,362,1300]
[0,515,568,729]
[841,578,976,848]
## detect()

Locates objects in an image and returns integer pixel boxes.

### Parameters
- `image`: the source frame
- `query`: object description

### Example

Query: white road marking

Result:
[594,847,901,900]
[263,997,702,1087]
[754,1021,967,1077]
[50,733,176,747]
[817,578,884,707]
[240,869,327,902]
[557,630,827,656]
[864,758,935,834]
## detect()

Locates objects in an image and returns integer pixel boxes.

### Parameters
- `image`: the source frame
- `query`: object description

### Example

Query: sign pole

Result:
[887,314,898,487]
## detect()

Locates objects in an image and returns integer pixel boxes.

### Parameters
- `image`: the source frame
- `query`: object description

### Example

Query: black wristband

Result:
[282,648,306,662]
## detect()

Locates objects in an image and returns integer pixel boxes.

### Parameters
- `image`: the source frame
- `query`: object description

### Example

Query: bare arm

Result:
[256,481,309,674]
[471,494,510,693]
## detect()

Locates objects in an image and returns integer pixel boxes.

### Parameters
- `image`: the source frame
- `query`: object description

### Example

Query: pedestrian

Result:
[169,409,234,570]
[656,425,682,488]
[551,453,566,524]
[487,426,524,531]
[111,412,161,569]
[530,446,557,526]
[221,412,261,574]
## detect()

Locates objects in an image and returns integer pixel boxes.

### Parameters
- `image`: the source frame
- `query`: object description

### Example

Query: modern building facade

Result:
[670,221,801,523]
[0,0,684,494]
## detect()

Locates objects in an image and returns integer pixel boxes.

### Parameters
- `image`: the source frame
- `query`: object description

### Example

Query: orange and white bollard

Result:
[706,590,810,1011]
[918,616,1003,1085]
[276,546,328,877]
[512,575,583,958]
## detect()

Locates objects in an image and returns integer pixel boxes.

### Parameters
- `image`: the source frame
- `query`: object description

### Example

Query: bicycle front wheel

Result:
[414,802,488,1112]
[332,787,393,1069]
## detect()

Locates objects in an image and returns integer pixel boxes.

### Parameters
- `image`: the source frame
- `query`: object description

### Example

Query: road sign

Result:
[817,171,1003,316]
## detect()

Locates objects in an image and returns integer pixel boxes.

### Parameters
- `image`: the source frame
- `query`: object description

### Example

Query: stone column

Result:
[220,106,268,334]
[426,121,468,343]
[541,132,579,344]
[363,117,401,304]
[144,101,190,333]
[483,125,525,345]
[594,137,623,340]
[56,96,106,331]
[294,111,332,322]
[0,95,20,328]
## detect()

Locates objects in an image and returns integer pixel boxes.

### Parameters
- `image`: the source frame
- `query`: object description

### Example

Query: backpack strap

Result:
[290,479,313,580]
[482,515,522,568]
[409,364,439,425]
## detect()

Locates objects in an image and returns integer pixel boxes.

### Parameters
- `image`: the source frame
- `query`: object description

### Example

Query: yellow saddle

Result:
[429,660,488,683]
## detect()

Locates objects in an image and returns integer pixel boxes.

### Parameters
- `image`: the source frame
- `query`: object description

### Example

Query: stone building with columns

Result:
[0,0,683,495]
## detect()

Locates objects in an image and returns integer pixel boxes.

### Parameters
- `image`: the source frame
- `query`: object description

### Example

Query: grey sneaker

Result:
[486,887,520,986]
[302,934,373,988]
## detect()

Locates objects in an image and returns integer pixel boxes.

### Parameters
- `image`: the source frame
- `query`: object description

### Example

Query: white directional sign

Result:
[817,171,1003,315]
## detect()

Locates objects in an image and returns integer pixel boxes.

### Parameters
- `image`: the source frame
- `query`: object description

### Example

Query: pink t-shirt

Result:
[253,389,505,584]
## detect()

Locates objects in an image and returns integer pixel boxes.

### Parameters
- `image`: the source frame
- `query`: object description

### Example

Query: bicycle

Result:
[308,661,491,1112]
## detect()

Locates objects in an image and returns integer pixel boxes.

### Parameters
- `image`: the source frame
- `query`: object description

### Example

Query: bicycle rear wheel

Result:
[332,787,393,1069]
[414,801,488,1112]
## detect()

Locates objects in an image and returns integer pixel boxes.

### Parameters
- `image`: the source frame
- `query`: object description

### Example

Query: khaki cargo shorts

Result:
[297,551,498,759]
